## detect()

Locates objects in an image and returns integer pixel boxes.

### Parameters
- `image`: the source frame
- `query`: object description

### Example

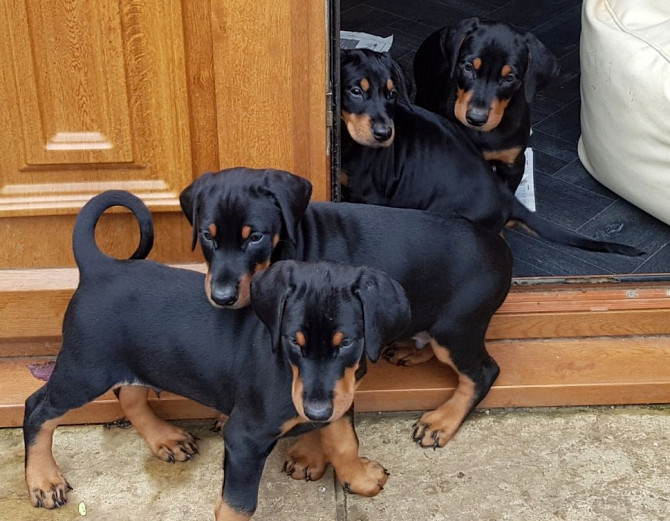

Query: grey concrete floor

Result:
[1,406,669,521]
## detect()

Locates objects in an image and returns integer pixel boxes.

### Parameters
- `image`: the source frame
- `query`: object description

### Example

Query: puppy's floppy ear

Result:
[354,268,411,362]
[259,169,312,243]
[180,172,214,251]
[441,17,480,79]
[523,33,559,103]
[386,54,412,107]
[251,261,295,353]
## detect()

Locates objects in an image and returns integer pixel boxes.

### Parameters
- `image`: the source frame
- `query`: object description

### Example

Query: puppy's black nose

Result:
[372,123,393,142]
[303,400,333,422]
[465,108,489,127]
[210,285,238,307]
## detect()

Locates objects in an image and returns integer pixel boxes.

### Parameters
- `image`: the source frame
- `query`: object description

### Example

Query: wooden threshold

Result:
[2,266,670,427]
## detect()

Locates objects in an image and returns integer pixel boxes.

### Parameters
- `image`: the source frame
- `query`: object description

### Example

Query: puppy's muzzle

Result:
[210,283,239,308]
[372,122,393,143]
[465,107,490,127]
[303,399,334,422]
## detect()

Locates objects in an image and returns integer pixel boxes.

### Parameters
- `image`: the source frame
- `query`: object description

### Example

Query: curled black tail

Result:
[509,198,644,257]
[73,190,154,272]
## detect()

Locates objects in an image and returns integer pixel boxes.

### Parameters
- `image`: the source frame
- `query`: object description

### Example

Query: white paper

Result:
[340,31,393,52]
[515,147,536,212]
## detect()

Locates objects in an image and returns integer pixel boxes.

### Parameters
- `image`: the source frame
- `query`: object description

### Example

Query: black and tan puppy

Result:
[414,18,560,192]
[340,48,642,256]
[156,167,513,459]
[23,190,410,520]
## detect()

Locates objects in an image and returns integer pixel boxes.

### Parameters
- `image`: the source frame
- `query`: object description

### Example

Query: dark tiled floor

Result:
[340,0,670,278]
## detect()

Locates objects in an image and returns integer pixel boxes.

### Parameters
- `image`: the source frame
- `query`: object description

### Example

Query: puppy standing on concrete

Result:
[23,190,410,520]
[413,18,560,192]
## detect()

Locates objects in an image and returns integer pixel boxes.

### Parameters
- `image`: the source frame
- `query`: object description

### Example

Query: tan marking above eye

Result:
[501,64,512,77]
[473,57,482,70]
[241,225,251,240]
[208,223,217,238]
[332,331,344,347]
[296,331,306,347]
[386,79,394,91]
[360,78,370,91]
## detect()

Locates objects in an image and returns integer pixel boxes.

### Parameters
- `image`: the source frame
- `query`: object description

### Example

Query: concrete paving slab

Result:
[1,406,669,521]
[346,407,670,521]
[0,421,338,521]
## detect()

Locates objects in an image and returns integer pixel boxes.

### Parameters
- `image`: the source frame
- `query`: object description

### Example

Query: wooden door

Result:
[0,0,328,425]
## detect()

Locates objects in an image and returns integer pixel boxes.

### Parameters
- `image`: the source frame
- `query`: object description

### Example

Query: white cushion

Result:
[578,0,670,225]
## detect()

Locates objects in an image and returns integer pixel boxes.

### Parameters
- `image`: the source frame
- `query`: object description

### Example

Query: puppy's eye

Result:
[350,87,363,97]
[339,338,355,350]
[387,89,398,100]
[201,230,213,241]
[463,62,474,73]
[249,232,264,243]
[504,74,516,83]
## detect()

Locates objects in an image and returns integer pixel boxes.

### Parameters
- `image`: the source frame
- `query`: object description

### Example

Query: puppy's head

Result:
[251,260,410,423]
[180,168,312,309]
[340,49,410,148]
[441,18,558,131]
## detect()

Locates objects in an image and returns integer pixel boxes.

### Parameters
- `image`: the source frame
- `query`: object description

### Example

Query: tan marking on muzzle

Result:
[291,365,306,418]
[330,363,359,421]
[272,234,279,248]
[255,259,271,273]
[341,111,394,148]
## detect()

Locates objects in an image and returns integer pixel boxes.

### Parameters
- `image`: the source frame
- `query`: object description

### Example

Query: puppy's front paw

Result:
[27,471,72,509]
[338,457,389,497]
[147,424,200,463]
[282,440,328,482]
[412,409,460,449]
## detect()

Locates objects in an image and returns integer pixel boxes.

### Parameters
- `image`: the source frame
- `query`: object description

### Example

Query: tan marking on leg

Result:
[320,417,388,497]
[483,146,523,165]
[241,225,251,240]
[383,339,435,366]
[360,78,370,91]
[25,417,71,509]
[283,430,329,481]
[214,496,252,521]
[118,386,198,463]
[412,339,476,448]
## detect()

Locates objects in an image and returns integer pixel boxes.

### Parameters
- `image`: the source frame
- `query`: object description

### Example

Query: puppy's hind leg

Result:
[412,329,499,449]
[117,386,199,463]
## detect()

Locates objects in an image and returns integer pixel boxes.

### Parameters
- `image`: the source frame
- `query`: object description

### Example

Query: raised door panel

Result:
[0,0,195,267]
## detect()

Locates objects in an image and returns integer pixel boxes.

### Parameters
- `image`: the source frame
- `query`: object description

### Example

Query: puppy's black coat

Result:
[340,48,642,257]
[414,18,560,192]
[176,167,513,450]
[23,191,409,518]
